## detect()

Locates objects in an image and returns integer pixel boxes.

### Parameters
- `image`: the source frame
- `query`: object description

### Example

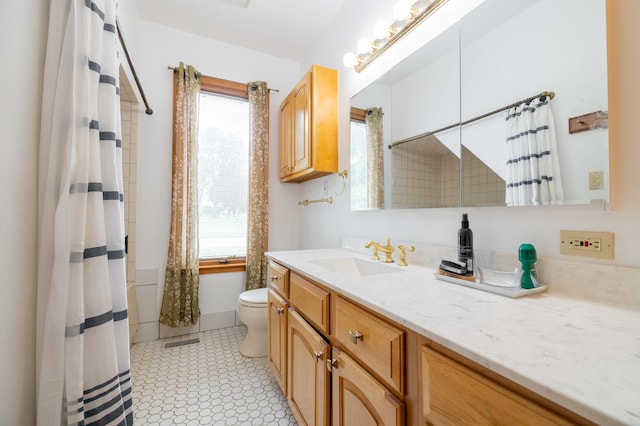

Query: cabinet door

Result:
[279,96,293,178]
[292,72,311,174]
[268,289,288,395]
[331,347,405,426]
[288,308,330,426]
[421,346,574,426]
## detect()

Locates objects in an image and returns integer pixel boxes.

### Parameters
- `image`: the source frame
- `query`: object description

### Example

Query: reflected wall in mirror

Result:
[349,0,609,211]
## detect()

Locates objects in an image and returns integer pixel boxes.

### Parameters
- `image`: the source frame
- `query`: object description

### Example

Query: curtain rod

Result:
[116,20,153,115]
[389,91,555,149]
[166,66,279,92]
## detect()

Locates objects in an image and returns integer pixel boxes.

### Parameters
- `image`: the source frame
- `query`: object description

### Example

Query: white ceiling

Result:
[136,0,349,62]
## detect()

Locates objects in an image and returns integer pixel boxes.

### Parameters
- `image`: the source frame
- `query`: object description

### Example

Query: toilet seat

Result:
[238,288,268,308]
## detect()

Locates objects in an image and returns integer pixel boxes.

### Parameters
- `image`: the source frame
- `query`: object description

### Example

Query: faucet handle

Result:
[397,245,415,266]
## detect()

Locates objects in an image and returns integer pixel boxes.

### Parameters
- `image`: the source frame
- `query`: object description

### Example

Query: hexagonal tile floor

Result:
[130,325,297,425]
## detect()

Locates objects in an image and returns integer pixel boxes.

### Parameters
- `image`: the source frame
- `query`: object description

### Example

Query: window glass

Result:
[197,91,249,259]
[350,119,367,210]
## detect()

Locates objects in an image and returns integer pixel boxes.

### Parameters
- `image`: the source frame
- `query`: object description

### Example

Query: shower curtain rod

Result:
[388,90,555,149]
[116,20,153,115]
[166,66,280,93]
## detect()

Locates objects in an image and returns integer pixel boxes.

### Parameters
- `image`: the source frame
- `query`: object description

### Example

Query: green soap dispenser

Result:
[518,243,538,289]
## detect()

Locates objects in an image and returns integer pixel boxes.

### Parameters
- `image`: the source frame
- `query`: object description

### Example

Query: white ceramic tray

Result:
[434,273,547,298]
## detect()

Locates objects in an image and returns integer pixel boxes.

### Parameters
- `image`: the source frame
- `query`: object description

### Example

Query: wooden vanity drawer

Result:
[268,260,289,298]
[421,345,575,425]
[289,272,330,335]
[334,296,405,395]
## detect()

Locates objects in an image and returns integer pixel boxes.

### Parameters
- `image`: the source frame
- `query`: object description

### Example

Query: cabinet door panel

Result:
[292,74,310,173]
[288,308,330,426]
[279,98,293,178]
[332,348,405,426]
[421,346,574,426]
[268,289,288,395]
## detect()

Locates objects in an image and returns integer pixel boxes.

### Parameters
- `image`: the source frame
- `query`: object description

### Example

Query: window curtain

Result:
[36,0,133,424]
[366,107,385,209]
[505,96,564,206]
[160,63,201,327]
[245,82,270,290]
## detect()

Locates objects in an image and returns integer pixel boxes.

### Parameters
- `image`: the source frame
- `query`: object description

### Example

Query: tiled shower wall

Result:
[392,149,460,208]
[461,146,506,207]
[120,70,142,344]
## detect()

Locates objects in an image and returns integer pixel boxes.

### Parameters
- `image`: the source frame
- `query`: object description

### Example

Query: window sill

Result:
[199,258,246,274]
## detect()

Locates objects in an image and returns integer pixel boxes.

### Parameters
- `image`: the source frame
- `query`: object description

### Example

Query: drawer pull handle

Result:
[270,275,279,281]
[314,351,323,362]
[349,330,363,344]
[276,307,285,314]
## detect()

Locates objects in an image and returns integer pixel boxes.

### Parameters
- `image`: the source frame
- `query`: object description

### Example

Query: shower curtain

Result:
[505,96,564,206]
[36,0,132,424]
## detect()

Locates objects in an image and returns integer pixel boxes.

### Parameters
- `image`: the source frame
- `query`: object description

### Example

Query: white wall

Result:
[133,20,304,326]
[295,0,640,269]
[0,0,47,423]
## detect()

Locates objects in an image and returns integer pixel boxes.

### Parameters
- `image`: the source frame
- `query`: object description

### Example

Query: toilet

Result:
[236,287,268,357]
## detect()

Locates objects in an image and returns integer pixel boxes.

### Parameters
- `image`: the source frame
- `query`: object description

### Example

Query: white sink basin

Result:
[310,257,404,277]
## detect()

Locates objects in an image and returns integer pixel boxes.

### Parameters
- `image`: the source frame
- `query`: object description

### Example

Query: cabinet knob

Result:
[270,275,279,281]
[276,307,285,314]
[314,351,323,362]
[349,330,363,344]
[326,358,337,372]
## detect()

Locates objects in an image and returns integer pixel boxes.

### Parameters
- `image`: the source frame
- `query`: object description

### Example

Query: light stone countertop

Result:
[266,248,640,426]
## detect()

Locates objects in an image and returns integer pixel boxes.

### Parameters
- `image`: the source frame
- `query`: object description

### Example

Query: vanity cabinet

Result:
[279,64,338,183]
[268,262,405,426]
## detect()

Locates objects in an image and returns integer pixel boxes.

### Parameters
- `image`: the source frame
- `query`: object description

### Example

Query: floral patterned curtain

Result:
[246,81,270,290]
[160,63,201,327]
[366,107,385,208]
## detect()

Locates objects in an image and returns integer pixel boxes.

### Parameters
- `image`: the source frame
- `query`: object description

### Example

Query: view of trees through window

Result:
[197,91,249,259]
[350,119,367,210]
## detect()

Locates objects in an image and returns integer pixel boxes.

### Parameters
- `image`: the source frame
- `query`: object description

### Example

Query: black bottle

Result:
[458,213,474,276]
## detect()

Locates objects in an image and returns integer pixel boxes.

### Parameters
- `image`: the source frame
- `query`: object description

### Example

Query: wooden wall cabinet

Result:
[279,65,338,183]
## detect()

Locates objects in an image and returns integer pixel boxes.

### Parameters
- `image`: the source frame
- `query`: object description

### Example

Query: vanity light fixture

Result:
[342,0,448,73]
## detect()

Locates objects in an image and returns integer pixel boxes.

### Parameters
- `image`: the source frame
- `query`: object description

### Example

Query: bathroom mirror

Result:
[350,0,609,210]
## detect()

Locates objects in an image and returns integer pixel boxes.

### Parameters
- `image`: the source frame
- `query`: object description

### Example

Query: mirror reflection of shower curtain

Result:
[366,107,385,209]
[505,97,564,206]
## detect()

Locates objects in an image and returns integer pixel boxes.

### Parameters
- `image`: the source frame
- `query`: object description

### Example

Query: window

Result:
[350,107,368,210]
[197,76,250,273]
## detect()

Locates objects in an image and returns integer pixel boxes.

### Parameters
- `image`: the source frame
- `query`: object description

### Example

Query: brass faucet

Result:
[365,237,395,263]
[397,245,415,266]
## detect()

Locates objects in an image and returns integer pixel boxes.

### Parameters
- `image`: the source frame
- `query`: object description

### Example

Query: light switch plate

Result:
[589,171,604,190]
[560,230,614,259]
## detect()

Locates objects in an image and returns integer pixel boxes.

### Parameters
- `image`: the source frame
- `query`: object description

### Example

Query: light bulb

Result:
[357,37,372,54]
[393,0,412,21]
[373,20,389,39]
[343,52,357,68]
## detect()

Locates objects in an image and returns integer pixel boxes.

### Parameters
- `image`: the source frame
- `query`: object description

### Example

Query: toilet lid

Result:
[238,288,268,307]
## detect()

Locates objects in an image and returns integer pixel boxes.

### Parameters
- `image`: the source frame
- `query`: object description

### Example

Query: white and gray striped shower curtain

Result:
[505,96,564,206]
[37,0,132,424]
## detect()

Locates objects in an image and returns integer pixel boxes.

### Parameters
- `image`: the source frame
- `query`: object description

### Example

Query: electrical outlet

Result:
[323,180,328,196]
[560,230,614,259]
